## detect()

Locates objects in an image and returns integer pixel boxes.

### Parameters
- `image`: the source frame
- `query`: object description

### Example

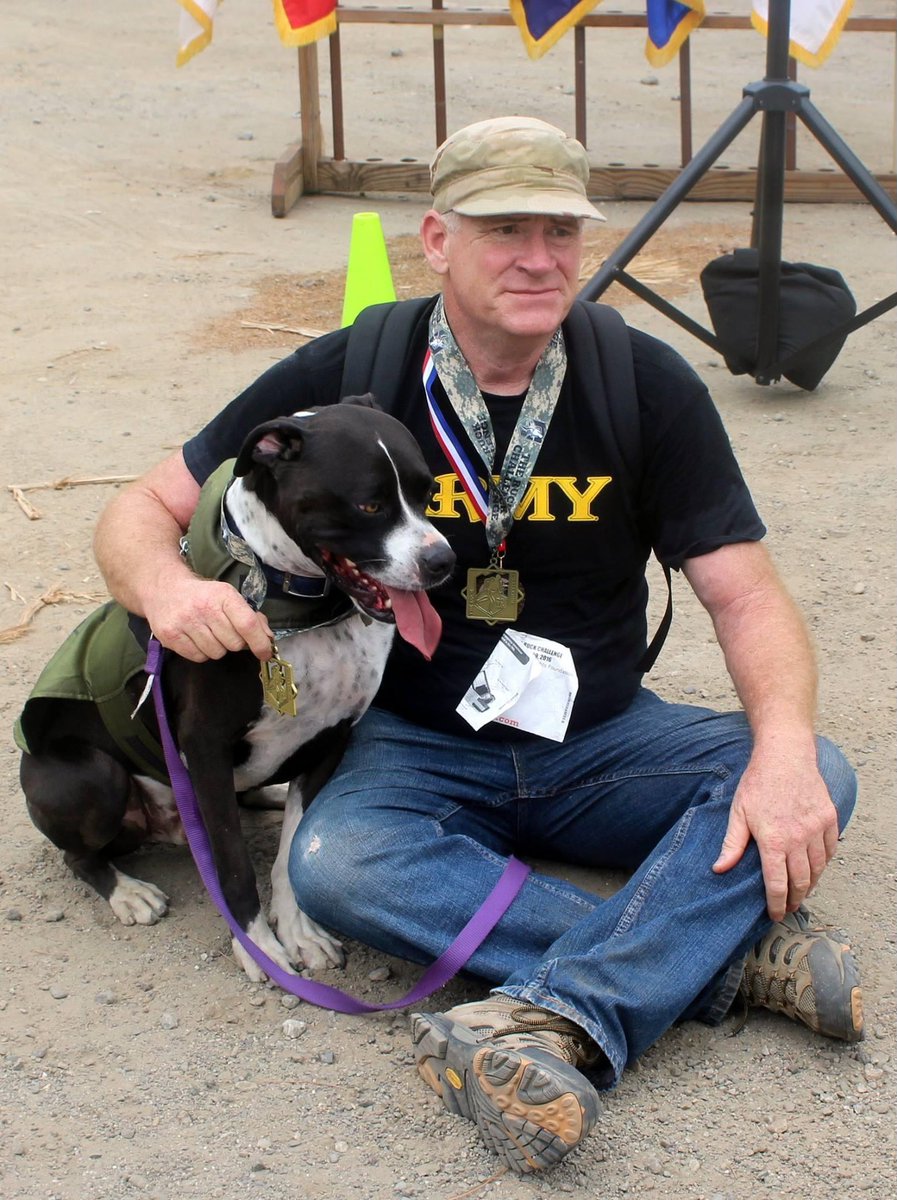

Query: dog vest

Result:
[15,462,353,781]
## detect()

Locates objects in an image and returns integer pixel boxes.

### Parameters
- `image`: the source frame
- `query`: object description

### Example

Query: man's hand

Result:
[145,577,274,663]
[94,450,274,662]
[712,745,840,921]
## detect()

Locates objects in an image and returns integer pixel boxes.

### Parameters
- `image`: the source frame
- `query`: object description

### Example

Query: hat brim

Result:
[450,187,605,221]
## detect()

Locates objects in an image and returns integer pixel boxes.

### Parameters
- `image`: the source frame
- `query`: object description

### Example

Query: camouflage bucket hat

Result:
[430,115,605,220]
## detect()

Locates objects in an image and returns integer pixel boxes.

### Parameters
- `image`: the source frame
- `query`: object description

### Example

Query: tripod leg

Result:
[577,96,756,301]
[798,100,897,230]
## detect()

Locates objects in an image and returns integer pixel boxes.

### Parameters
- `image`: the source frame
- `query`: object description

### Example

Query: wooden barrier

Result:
[272,4,896,216]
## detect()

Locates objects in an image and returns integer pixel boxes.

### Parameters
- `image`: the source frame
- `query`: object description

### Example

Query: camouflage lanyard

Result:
[426,296,566,555]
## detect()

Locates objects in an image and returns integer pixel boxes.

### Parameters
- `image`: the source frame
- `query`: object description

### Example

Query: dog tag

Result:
[260,644,298,717]
[462,566,525,626]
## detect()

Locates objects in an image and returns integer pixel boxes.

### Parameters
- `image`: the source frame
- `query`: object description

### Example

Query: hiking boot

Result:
[410,994,602,1174]
[739,908,864,1042]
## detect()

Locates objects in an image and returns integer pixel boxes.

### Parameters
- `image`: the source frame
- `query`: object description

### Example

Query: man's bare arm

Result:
[683,541,839,920]
[94,450,272,663]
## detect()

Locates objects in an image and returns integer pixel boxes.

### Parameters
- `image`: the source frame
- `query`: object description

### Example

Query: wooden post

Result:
[299,42,322,193]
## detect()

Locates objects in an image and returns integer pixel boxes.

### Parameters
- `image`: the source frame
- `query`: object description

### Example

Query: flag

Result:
[177,0,218,66]
[508,0,602,61]
[645,1,705,67]
[177,1,337,67]
[273,0,337,48]
[751,0,854,68]
[510,1,705,64]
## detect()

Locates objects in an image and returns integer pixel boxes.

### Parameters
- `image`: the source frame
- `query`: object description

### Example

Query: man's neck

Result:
[443,299,551,396]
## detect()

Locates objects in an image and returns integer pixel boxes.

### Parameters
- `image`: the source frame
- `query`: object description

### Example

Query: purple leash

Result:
[144,637,530,1014]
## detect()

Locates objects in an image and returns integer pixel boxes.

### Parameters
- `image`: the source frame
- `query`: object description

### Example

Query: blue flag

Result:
[646,1,705,66]
[509,0,602,60]
[510,0,705,63]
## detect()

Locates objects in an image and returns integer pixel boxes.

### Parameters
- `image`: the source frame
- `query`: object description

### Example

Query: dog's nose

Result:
[420,541,456,584]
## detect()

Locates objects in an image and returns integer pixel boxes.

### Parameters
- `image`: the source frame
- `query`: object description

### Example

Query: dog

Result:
[18,397,455,982]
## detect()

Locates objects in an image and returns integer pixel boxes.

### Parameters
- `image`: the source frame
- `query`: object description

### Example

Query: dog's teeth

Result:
[344,558,356,569]
[383,597,393,609]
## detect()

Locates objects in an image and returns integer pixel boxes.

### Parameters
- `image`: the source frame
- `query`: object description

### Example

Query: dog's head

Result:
[231,396,455,657]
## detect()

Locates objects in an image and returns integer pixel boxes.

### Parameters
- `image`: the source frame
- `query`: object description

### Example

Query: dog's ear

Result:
[234,418,308,477]
[340,392,382,411]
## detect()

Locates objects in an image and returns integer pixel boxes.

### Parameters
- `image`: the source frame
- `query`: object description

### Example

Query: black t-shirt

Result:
[183,301,765,739]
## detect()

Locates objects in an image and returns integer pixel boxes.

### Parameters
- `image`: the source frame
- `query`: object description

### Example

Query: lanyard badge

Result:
[423,300,565,624]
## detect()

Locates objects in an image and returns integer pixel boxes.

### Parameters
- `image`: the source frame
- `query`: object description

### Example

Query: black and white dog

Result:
[19,397,454,982]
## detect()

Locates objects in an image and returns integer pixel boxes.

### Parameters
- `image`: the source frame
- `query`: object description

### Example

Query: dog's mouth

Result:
[318,550,442,660]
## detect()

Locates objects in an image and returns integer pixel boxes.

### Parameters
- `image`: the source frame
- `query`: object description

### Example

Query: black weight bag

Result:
[700,248,857,391]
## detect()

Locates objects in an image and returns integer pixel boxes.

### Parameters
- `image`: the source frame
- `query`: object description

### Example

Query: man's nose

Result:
[518,230,555,271]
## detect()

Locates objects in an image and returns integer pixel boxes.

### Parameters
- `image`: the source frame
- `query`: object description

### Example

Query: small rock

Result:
[852,582,866,594]
[5,909,23,922]
[49,985,68,1000]
[319,1049,336,1064]
[280,993,302,1010]
[43,909,65,922]
[641,75,659,86]
[160,1012,179,1030]
[248,993,266,1007]
[282,1019,307,1039]
[368,965,391,982]
[237,131,254,141]
[95,990,117,1005]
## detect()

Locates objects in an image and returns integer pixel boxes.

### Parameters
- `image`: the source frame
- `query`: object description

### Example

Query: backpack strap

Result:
[564,300,672,673]
[340,297,435,410]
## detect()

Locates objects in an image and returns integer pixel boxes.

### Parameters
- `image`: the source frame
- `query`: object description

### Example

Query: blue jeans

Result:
[288,690,857,1084]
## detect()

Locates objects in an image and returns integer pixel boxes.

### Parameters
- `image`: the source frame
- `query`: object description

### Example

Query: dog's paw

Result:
[107,869,169,926]
[232,915,300,983]
[270,899,346,970]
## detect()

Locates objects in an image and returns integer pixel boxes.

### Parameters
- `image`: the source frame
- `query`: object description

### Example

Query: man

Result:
[94,116,861,1175]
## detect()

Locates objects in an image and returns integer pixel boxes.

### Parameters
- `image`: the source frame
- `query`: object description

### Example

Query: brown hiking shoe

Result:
[740,908,864,1042]
[410,994,602,1174]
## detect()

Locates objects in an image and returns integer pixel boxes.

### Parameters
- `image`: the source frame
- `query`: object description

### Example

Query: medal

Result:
[423,298,565,627]
[260,642,298,717]
[463,549,525,624]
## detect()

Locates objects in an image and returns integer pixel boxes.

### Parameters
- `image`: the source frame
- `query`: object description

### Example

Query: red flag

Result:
[273,0,337,47]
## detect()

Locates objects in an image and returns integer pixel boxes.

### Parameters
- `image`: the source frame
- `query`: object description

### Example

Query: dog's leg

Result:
[21,748,169,926]
[269,772,346,970]
[176,714,301,983]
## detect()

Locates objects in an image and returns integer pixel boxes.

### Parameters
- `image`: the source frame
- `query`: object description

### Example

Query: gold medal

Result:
[463,564,524,625]
[260,643,298,717]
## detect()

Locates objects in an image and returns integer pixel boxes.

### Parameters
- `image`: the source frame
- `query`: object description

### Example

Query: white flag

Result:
[177,0,220,67]
[752,0,854,67]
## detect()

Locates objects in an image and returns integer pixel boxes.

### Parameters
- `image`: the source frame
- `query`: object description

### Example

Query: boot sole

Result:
[410,1012,601,1174]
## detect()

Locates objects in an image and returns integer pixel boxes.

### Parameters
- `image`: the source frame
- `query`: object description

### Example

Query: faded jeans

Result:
[288,689,857,1084]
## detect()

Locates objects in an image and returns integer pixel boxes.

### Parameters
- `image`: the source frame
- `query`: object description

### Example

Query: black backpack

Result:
[340,297,671,672]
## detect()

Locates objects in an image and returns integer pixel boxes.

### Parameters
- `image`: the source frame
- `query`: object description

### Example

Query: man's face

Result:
[423,212,585,344]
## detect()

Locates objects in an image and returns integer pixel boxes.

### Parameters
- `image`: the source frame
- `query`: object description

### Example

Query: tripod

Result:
[578,0,897,386]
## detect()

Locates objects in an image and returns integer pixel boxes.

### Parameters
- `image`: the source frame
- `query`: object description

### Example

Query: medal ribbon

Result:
[423,297,566,554]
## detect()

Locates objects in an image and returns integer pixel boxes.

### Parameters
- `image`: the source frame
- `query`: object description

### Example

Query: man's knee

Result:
[288,804,361,925]
[817,735,857,831]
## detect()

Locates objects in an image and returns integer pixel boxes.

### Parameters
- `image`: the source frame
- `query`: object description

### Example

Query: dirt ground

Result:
[1,4,895,1199]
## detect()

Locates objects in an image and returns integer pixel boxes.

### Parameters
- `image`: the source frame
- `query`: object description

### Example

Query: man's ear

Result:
[420,209,451,277]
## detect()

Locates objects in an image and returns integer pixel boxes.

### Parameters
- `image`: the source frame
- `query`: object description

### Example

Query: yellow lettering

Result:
[427,474,613,522]
[427,474,482,521]
[513,477,555,521]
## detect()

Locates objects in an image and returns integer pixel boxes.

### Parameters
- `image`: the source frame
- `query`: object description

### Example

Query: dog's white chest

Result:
[233,616,394,790]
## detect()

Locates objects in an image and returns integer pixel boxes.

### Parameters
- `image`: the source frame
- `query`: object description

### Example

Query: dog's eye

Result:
[357,502,382,515]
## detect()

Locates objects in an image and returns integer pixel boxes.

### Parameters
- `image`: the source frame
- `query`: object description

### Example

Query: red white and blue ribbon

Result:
[422,347,491,525]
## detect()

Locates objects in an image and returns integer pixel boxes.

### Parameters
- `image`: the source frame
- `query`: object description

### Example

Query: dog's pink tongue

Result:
[387,588,442,660]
